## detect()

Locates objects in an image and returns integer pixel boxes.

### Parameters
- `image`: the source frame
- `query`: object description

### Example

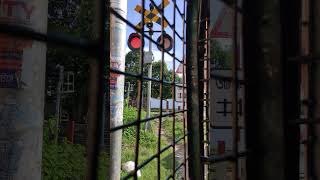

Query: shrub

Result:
[42,118,86,180]
[162,117,184,141]
[42,106,159,180]
[122,106,156,147]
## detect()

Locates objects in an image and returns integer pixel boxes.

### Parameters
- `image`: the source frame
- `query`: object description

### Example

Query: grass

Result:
[42,106,184,179]
[162,115,185,141]
[121,106,184,179]
[121,133,173,179]
[121,107,172,180]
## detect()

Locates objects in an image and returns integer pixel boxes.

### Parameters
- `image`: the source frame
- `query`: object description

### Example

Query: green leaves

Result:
[125,51,180,99]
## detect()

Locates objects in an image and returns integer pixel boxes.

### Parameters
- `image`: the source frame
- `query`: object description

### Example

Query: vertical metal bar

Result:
[204,12,210,180]
[311,0,320,179]
[186,0,203,179]
[182,1,188,179]
[172,0,177,178]
[232,1,239,180]
[86,0,107,178]
[145,28,153,131]
[300,0,311,179]
[198,0,210,178]
[198,2,205,174]
[242,0,257,179]
[157,0,165,179]
[198,1,210,179]
[280,0,301,179]
[134,0,145,179]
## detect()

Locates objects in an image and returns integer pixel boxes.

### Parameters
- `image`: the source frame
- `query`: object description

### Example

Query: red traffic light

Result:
[156,33,173,52]
[128,33,143,51]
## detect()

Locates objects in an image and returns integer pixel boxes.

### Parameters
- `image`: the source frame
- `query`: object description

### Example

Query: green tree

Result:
[46,0,93,121]
[124,50,142,100]
[125,51,180,99]
[151,61,171,99]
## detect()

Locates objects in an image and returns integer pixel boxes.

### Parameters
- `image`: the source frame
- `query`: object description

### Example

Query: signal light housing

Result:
[156,33,173,52]
[128,33,143,51]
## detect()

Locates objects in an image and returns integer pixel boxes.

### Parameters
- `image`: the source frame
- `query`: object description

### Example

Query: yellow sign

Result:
[134,0,170,29]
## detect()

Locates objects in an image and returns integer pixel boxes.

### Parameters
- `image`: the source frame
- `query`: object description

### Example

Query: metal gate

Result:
[0,0,237,179]
[107,0,190,179]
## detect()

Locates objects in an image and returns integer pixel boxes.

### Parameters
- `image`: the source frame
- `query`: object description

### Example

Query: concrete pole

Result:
[0,0,48,179]
[108,0,127,179]
[145,28,153,131]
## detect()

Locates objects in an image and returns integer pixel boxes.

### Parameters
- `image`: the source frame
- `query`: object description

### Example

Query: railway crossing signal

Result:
[127,0,173,52]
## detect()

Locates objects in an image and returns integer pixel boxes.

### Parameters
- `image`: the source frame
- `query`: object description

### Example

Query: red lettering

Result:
[1,0,35,20]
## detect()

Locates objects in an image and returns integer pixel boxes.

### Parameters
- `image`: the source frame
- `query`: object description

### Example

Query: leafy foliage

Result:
[43,105,177,180]
[42,117,86,180]
[125,51,181,99]
[151,61,172,99]
[48,0,93,37]
[46,0,93,121]
[122,106,156,148]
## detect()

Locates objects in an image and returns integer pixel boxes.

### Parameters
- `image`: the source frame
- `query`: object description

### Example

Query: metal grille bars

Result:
[0,0,191,180]
[109,0,189,180]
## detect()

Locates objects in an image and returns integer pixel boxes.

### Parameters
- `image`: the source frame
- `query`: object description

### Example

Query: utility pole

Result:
[55,65,64,142]
[0,0,48,179]
[145,21,153,131]
[108,0,127,179]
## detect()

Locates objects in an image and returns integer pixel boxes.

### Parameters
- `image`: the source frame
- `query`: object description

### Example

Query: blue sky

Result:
[125,0,186,70]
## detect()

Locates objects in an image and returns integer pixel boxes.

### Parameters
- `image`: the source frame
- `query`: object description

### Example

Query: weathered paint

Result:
[108,0,127,179]
[0,0,47,179]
